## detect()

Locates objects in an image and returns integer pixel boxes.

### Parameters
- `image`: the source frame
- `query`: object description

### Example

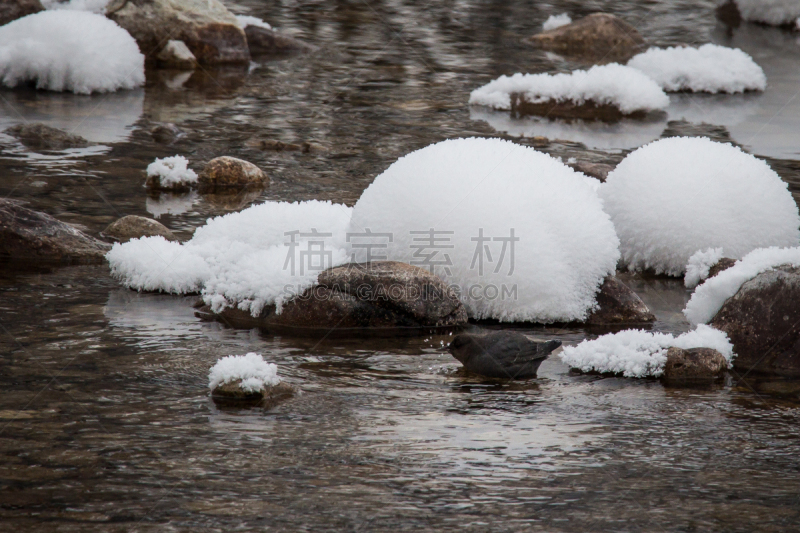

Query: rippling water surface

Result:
[2,1,800,531]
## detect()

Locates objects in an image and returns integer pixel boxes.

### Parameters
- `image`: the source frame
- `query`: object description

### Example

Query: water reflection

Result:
[146,191,198,218]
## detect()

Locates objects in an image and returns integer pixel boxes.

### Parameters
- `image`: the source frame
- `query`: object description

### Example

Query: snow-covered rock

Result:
[209,353,280,393]
[600,137,800,276]
[347,137,621,323]
[0,10,144,94]
[469,64,669,120]
[732,0,800,26]
[559,324,734,378]
[628,44,766,93]
[145,155,198,191]
[542,13,571,31]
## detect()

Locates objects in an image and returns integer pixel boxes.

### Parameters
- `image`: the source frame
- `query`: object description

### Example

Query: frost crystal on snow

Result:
[600,137,800,276]
[628,44,766,93]
[146,156,198,188]
[0,11,144,94]
[542,13,571,31]
[559,325,735,378]
[208,353,281,393]
[685,248,724,289]
[469,64,669,115]
[684,247,800,325]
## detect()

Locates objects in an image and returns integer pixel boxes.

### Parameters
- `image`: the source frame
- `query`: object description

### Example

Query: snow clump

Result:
[107,200,352,315]
[469,64,669,115]
[627,44,766,93]
[684,246,800,325]
[347,137,620,323]
[600,137,800,276]
[732,0,800,26]
[146,156,198,188]
[685,248,725,289]
[0,11,144,94]
[559,324,735,378]
[236,15,272,30]
[208,353,280,393]
[542,13,571,31]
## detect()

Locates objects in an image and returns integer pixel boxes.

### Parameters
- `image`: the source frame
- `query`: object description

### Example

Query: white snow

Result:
[146,156,198,188]
[685,248,724,289]
[684,246,800,325]
[600,137,800,276]
[208,353,280,393]
[107,200,352,315]
[469,64,669,115]
[236,15,272,30]
[733,0,800,26]
[42,0,109,12]
[627,44,766,93]
[347,137,620,323]
[559,324,735,378]
[0,11,144,94]
[542,13,571,31]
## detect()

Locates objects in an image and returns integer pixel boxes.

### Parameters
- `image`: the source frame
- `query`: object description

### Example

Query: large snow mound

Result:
[627,44,766,93]
[0,11,144,94]
[208,353,280,393]
[468,64,669,114]
[347,137,621,323]
[733,0,800,26]
[147,156,198,188]
[600,137,800,276]
[107,200,352,315]
[560,324,735,378]
[542,13,571,31]
[684,246,800,325]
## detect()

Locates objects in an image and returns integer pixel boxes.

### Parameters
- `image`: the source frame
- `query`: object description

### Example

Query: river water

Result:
[1,1,800,531]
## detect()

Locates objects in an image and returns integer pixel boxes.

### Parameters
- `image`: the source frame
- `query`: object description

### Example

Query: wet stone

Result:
[197,156,269,193]
[585,275,656,325]
[662,347,728,383]
[5,123,89,150]
[568,161,615,182]
[156,40,198,70]
[150,123,185,144]
[102,215,177,243]
[211,380,296,408]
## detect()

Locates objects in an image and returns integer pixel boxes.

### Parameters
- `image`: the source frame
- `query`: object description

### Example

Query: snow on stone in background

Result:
[208,353,280,393]
[559,324,735,378]
[42,0,109,12]
[146,156,198,188]
[685,248,724,289]
[0,11,143,94]
[628,44,766,93]
[469,64,669,114]
[107,200,352,315]
[684,246,800,325]
[542,13,571,31]
[600,137,800,276]
[347,137,620,323]
[733,0,800,26]
[236,15,272,30]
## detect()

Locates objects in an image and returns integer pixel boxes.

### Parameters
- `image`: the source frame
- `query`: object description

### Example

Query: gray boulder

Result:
[662,347,728,383]
[102,215,177,243]
[585,275,656,325]
[0,0,43,26]
[6,123,88,150]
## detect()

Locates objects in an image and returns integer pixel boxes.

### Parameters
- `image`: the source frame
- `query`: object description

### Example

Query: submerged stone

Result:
[244,25,314,56]
[5,123,89,150]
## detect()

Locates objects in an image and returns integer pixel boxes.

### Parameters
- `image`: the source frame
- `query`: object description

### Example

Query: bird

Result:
[448,331,562,379]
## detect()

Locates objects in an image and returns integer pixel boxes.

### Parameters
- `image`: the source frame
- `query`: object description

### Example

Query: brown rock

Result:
[106,0,250,65]
[585,275,656,325]
[156,40,198,70]
[197,156,268,192]
[6,123,89,150]
[568,161,614,182]
[0,0,43,26]
[526,13,647,64]
[711,265,800,377]
[211,380,295,408]
[510,93,655,121]
[102,215,177,243]
[663,347,728,382]
[244,25,314,56]
[707,257,736,280]
[196,261,468,336]
[0,199,110,267]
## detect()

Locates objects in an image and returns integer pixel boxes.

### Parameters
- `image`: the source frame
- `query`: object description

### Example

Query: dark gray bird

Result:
[448,331,562,379]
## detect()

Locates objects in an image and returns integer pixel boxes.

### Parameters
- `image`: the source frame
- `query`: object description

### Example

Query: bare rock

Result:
[150,123,184,144]
[711,265,800,377]
[510,93,656,121]
[663,347,728,383]
[526,13,646,64]
[211,380,295,408]
[568,161,614,182]
[0,0,42,26]
[106,0,250,65]
[156,40,198,70]
[197,156,268,193]
[244,25,314,56]
[585,275,656,325]
[0,199,110,267]
[708,257,736,280]
[102,215,177,243]
[6,123,89,150]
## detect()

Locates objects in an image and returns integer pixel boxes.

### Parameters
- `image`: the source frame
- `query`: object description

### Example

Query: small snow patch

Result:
[542,13,571,31]
[560,325,734,378]
[146,156,198,188]
[685,248,724,289]
[236,15,272,30]
[208,353,280,393]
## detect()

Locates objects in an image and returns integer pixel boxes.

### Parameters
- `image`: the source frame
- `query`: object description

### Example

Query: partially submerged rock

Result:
[197,156,269,193]
[5,123,89,150]
[196,261,468,336]
[156,40,197,70]
[0,0,43,27]
[510,93,657,121]
[211,379,295,408]
[102,215,177,243]
[449,331,561,379]
[526,13,646,64]
[662,347,728,383]
[244,25,314,56]
[711,265,800,377]
[106,0,250,65]
[0,199,110,266]
[585,275,656,325]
